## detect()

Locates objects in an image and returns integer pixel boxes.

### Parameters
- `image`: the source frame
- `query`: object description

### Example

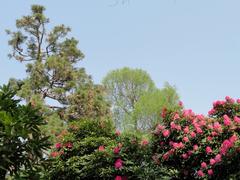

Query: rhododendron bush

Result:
[46,97,240,179]
[152,96,240,179]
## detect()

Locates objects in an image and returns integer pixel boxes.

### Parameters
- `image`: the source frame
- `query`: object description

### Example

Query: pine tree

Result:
[7,5,110,139]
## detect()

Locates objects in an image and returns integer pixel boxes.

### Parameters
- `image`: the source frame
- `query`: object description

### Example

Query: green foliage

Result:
[7,4,110,143]
[127,83,180,130]
[7,4,109,121]
[46,119,115,179]
[46,118,174,179]
[102,67,156,129]
[0,84,50,178]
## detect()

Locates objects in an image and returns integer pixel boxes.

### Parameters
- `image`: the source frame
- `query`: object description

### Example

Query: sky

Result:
[1,0,240,114]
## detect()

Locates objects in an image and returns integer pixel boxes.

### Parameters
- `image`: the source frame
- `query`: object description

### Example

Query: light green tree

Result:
[126,83,180,130]
[102,67,156,129]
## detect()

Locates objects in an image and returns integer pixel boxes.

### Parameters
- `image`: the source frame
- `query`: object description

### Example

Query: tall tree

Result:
[7,5,110,123]
[102,67,155,129]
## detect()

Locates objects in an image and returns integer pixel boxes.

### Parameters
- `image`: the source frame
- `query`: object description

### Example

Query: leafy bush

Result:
[0,84,50,178]
[152,97,240,179]
[47,96,240,179]
[46,119,115,179]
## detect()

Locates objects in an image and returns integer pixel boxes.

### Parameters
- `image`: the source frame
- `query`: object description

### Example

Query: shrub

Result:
[0,84,50,178]
[152,97,240,179]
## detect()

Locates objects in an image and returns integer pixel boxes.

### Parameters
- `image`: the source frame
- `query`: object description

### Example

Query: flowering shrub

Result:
[47,97,240,179]
[47,120,174,179]
[46,118,116,179]
[152,97,240,179]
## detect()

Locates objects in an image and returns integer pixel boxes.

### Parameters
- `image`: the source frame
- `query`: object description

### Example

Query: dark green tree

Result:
[6,5,110,139]
[0,84,50,178]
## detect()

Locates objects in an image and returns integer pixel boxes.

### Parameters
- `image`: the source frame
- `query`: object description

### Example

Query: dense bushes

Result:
[2,81,240,179]
[47,96,240,179]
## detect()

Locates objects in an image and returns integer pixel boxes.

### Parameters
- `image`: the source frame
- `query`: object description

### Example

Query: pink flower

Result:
[196,127,203,134]
[183,126,189,134]
[98,145,105,152]
[162,153,169,161]
[225,96,235,104]
[160,141,165,146]
[211,131,218,136]
[115,159,123,169]
[173,113,180,120]
[213,122,222,131]
[197,170,205,177]
[229,134,238,143]
[237,99,240,104]
[183,136,189,143]
[214,154,222,163]
[210,158,216,166]
[114,146,121,154]
[206,146,213,154]
[175,125,182,131]
[156,124,165,131]
[182,153,188,159]
[197,114,205,121]
[198,120,206,126]
[65,142,73,149]
[207,136,213,141]
[208,109,216,116]
[170,122,176,129]
[161,108,167,118]
[213,101,218,107]
[172,142,179,149]
[208,124,213,129]
[234,116,240,124]
[208,169,214,176]
[193,144,199,151]
[55,143,62,149]
[178,101,183,107]
[190,131,196,138]
[213,100,225,107]
[115,130,121,136]
[115,176,122,180]
[50,151,59,158]
[162,129,170,137]
[141,139,149,146]
[169,149,175,155]
[223,114,232,126]
[178,142,184,149]
[170,122,181,131]
[223,139,232,147]
[201,162,207,169]
[188,150,193,156]
[183,109,193,118]
[220,139,233,155]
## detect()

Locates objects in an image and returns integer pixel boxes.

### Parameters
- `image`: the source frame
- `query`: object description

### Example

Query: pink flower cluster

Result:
[115,158,123,169]
[220,134,238,155]
[153,97,240,178]
[115,176,127,180]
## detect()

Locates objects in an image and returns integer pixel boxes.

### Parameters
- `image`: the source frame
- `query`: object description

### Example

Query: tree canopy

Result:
[102,67,155,129]
[7,5,109,123]
[129,83,180,130]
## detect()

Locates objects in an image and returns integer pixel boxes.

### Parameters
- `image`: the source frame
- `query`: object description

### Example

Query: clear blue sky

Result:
[1,0,240,114]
